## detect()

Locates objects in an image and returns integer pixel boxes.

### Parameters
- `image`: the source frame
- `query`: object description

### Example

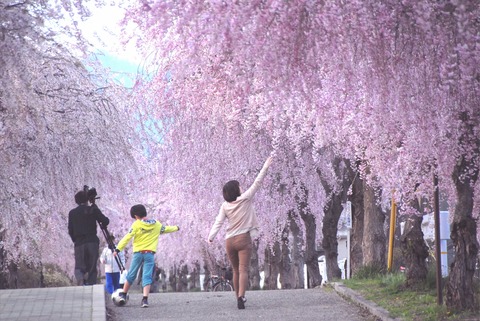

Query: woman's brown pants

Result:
[226,232,252,298]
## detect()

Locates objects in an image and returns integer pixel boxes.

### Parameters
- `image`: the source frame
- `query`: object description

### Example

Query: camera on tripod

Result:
[83,185,100,204]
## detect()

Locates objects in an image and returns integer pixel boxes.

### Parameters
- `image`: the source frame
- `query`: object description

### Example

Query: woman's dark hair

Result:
[223,180,241,202]
[75,191,88,205]
[130,204,147,218]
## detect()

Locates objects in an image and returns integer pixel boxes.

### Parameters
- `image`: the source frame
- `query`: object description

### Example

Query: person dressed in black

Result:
[68,190,109,285]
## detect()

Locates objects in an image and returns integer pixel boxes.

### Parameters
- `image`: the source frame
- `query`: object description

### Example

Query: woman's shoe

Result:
[237,296,246,309]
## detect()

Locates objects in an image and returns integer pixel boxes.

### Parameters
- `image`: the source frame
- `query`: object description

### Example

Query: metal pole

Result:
[433,174,443,305]
[387,196,396,272]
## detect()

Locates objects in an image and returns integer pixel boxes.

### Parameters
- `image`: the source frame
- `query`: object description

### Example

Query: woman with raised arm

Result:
[208,156,273,309]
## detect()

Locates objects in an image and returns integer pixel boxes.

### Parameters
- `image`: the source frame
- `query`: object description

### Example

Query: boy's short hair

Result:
[223,180,241,202]
[75,191,88,205]
[130,204,147,218]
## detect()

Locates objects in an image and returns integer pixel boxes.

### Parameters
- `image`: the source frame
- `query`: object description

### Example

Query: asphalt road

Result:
[106,288,380,321]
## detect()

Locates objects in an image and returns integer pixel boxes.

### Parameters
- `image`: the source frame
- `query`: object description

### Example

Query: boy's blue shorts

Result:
[126,252,155,287]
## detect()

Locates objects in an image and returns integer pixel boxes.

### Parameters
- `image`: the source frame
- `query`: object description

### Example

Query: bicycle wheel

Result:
[205,281,213,292]
[213,281,233,292]
[205,276,219,292]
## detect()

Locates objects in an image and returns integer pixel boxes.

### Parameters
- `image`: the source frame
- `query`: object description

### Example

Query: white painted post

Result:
[347,229,351,279]
[439,211,450,277]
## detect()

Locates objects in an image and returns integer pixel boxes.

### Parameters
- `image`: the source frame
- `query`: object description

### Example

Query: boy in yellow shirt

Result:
[114,204,179,307]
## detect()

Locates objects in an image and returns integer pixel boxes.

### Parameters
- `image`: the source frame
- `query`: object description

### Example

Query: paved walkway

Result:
[0,285,105,321]
[0,284,398,321]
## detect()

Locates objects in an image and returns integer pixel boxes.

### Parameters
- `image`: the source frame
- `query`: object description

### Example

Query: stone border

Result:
[332,282,402,321]
[92,284,106,321]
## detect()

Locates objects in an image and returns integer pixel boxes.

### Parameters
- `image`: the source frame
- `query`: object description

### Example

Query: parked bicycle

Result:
[205,267,233,292]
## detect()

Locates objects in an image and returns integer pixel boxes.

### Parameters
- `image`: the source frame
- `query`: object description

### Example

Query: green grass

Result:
[342,269,479,321]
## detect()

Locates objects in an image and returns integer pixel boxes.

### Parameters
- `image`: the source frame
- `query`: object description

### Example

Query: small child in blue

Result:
[100,235,125,294]
[114,204,179,307]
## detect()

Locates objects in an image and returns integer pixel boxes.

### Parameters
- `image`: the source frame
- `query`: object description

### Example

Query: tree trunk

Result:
[189,262,201,291]
[0,227,42,289]
[279,211,305,289]
[279,222,294,289]
[0,228,15,288]
[320,157,355,281]
[263,241,281,289]
[0,259,42,289]
[288,211,305,288]
[362,180,386,268]
[350,170,364,276]
[0,261,18,289]
[150,264,160,293]
[400,213,429,288]
[249,239,261,290]
[321,205,342,280]
[446,216,478,311]
[299,203,322,287]
[176,264,189,292]
[158,268,167,292]
[202,264,211,291]
[168,266,177,292]
[446,153,479,312]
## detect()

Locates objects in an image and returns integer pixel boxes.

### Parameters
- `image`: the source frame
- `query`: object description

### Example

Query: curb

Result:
[332,282,402,321]
[92,284,106,321]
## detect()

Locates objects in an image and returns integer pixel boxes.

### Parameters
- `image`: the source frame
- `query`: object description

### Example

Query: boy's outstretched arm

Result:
[160,224,180,234]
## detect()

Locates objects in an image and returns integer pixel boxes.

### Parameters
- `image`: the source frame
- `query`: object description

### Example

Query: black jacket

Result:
[68,204,109,245]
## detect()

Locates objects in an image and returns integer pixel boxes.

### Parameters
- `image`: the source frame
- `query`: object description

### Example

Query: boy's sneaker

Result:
[118,292,127,306]
[141,297,149,308]
[237,296,246,309]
